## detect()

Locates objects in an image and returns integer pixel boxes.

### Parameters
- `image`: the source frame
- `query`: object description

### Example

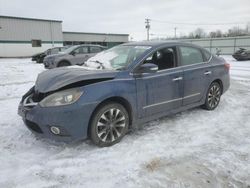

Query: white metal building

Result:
[63,32,129,48]
[180,36,250,55]
[0,16,129,57]
[0,16,63,57]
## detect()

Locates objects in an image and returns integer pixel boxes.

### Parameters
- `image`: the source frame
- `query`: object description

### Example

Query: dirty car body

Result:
[18,42,230,146]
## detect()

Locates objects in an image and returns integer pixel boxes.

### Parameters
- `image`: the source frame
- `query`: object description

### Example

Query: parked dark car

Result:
[43,45,106,69]
[32,46,69,63]
[232,48,250,61]
[18,42,230,147]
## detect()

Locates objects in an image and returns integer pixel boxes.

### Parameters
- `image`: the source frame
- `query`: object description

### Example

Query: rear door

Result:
[178,46,212,106]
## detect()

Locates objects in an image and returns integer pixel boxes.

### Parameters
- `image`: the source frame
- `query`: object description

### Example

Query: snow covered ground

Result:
[0,56,250,188]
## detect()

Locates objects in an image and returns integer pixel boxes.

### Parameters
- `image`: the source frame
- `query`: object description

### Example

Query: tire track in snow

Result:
[0,81,34,86]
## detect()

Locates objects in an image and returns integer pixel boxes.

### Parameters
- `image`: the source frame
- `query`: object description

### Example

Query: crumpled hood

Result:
[35,67,118,93]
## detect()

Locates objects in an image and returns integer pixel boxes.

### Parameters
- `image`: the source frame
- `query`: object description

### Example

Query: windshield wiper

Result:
[94,60,105,69]
[85,60,105,69]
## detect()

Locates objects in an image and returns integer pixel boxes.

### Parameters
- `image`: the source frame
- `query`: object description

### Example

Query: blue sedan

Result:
[18,42,230,147]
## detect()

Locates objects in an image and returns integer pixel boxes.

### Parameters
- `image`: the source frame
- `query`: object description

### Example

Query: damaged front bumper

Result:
[18,90,98,142]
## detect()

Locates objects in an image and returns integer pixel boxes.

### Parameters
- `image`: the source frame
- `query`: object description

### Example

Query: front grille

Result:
[25,120,43,133]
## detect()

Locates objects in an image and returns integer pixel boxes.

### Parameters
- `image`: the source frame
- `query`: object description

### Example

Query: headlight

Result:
[39,88,83,107]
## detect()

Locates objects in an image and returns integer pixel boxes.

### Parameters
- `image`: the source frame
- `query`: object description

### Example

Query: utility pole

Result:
[174,27,177,40]
[50,21,54,47]
[145,18,150,41]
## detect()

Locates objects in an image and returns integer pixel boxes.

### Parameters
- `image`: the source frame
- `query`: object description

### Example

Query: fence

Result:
[179,36,250,55]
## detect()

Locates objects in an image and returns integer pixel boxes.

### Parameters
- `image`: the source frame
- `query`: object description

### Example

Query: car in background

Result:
[32,46,69,63]
[18,42,230,147]
[232,48,250,61]
[43,44,106,69]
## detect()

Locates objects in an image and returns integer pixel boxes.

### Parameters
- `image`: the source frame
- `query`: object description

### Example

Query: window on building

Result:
[179,46,203,66]
[32,40,42,47]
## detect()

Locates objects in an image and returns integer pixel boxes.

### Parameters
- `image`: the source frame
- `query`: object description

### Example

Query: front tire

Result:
[58,61,70,67]
[90,102,129,147]
[203,82,222,110]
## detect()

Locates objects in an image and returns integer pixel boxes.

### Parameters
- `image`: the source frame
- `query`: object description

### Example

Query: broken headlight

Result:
[39,88,83,107]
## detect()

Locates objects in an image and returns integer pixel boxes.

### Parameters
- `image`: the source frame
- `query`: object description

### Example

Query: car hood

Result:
[35,67,118,93]
[32,52,44,57]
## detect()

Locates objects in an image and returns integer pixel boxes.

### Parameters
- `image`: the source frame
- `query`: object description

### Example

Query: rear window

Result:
[179,46,204,66]
[50,48,60,54]
[203,49,212,61]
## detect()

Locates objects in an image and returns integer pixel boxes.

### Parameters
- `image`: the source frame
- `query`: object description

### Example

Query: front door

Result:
[135,46,183,117]
[71,46,89,65]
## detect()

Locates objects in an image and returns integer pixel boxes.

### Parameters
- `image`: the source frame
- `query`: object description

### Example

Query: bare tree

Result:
[193,28,206,38]
[246,22,250,34]
[215,30,222,37]
[209,31,217,38]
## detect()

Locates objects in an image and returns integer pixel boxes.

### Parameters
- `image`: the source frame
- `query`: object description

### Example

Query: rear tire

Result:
[202,82,222,110]
[90,102,129,147]
[58,61,70,67]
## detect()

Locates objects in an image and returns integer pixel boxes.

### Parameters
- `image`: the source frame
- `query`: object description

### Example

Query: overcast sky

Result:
[0,0,250,40]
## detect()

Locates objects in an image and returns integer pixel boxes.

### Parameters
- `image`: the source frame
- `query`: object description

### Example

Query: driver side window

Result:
[143,47,176,71]
[74,47,88,54]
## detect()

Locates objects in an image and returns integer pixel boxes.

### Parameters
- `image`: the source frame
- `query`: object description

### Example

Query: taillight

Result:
[224,63,230,70]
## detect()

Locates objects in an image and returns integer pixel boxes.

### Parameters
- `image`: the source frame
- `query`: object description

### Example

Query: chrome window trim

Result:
[130,61,210,77]
[130,44,212,76]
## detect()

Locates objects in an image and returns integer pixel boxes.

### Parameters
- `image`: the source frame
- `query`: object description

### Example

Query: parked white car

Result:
[43,44,106,69]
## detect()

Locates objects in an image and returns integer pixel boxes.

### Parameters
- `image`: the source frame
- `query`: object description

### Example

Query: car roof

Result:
[122,41,203,49]
[74,44,106,48]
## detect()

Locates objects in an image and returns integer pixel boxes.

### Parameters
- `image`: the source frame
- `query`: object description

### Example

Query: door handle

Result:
[172,77,183,81]
[204,71,212,75]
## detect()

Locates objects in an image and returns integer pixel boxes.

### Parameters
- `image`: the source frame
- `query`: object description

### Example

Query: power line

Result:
[150,19,247,26]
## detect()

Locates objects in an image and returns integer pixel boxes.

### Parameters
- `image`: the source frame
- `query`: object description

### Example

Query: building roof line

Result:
[0,15,62,23]
[63,31,129,36]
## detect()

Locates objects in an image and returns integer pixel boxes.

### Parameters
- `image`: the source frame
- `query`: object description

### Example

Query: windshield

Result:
[84,45,151,70]
[62,46,79,54]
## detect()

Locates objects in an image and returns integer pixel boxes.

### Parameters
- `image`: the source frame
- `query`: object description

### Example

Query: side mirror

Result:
[71,51,76,56]
[136,63,158,74]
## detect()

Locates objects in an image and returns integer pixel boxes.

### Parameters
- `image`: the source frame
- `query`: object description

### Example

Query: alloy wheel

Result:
[207,84,221,109]
[96,108,126,143]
